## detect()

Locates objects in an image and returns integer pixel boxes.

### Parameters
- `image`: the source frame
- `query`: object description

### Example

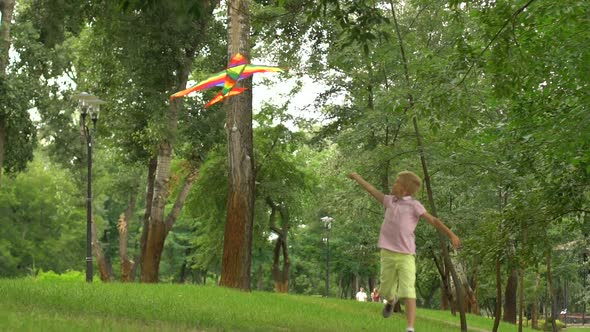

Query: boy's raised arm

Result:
[347,172,385,204]
[421,212,461,249]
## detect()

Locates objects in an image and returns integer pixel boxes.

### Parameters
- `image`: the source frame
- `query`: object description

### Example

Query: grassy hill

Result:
[0,279,563,331]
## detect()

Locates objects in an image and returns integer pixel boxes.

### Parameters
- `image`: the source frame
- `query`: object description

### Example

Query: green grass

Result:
[566,328,590,331]
[0,279,541,331]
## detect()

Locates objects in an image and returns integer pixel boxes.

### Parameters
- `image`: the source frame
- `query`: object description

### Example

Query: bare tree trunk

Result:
[0,0,15,72]
[0,0,16,185]
[493,257,502,332]
[117,190,137,281]
[220,0,254,291]
[546,250,558,332]
[135,1,215,283]
[91,221,113,282]
[266,197,291,293]
[504,268,518,323]
[441,280,450,310]
[141,153,199,282]
[413,117,466,327]
[388,2,466,328]
[0,120,5,185]
[133,157,157,280]
[256,264,264,290]
[431,249,453,311]
[468,273,480,314]
[519,268,524,332]
[178,248,191,283]
[118,213,133,281]
[141,141,174,282]
[532,274,539,329]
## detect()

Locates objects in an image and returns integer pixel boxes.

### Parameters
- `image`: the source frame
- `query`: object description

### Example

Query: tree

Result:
[70,0,223,282]
[0,152,86,276]
[0,0,14,183]
[220,0,255,290]
[0,0,36,184]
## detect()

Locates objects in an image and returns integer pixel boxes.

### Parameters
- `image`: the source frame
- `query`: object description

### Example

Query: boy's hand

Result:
[450,235,461,250]
[347,172,358,180]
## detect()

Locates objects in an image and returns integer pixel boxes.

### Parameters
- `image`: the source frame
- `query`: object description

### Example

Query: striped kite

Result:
[170,53,285,108]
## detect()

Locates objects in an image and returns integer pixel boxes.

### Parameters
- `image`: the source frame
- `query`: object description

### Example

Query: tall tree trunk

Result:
[256,264,264,290]
[137,0,215,283]
[91,221,113,282]
[0,0,14,73]
[466,275,480,315]
[413,117,467,327]
[518,268,524,332]
[431,249,453,311]
[504,268,518,323]
[0,120,5,185]
[141,141,174,282]
[178,248,191,283]
[118,192,137,282]
[493,257,502,332]
[266,198,290,293]
[141,153,199,282]
[546,250,558,332]
[532,273,539,329]
[139,34,203,281]
[0,0,15,185]
[388,2,466,328]
[133,157,157,280]
[220,0,254,291]
[118,213,133,281]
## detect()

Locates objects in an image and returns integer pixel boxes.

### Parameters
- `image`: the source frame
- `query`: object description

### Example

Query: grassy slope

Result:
[0,279,542,332]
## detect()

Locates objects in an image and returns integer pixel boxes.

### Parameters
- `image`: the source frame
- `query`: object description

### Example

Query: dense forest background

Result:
[0,0,588,329]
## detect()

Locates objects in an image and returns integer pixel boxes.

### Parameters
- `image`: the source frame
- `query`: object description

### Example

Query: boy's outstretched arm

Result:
[347,172,385,204]
[421,212,461,249]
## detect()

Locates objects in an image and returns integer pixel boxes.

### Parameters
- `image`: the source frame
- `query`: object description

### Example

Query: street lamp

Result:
[320,216,334,297]
[76,92,105,283]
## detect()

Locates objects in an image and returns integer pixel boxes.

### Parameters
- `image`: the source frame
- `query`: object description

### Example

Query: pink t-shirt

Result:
[378,195,426,255]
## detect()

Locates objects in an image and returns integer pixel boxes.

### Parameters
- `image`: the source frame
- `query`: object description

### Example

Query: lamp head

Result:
[75,92,97,118]
[85,98,106,123]
[320,216,334,229]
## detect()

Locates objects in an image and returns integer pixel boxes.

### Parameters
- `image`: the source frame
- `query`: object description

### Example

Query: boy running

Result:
[348,171,460,332]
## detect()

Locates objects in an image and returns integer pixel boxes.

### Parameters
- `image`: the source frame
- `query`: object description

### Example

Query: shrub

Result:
[538,318,566,331]
[34,270,85,282]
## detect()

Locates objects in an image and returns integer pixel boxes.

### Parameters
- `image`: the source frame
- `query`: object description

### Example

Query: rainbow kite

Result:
[170,53,285,108]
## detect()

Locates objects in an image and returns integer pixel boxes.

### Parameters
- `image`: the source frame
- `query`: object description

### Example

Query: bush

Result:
[34,270,85,282]
[538,318,566,331]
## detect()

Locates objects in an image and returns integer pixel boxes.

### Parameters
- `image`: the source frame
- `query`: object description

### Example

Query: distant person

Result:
[371,288,380,302]
[348,171,461,332]
[355,287,368,302]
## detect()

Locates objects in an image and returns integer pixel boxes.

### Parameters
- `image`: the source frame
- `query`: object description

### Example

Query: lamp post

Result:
[320,216,334,297]
[76,92,105,283]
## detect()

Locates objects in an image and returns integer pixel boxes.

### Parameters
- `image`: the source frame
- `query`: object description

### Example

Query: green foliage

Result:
[538,319,566,331]
[0,75,37,176]
[34,270,85,282]
[0,153,85,277]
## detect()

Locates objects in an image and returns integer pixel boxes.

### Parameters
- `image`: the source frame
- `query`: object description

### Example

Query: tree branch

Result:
[165,165,200,231]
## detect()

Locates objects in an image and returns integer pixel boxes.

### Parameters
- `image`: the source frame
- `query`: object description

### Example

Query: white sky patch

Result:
[252,70,332,129]
[267,232,279,241]
[28,107,41,122]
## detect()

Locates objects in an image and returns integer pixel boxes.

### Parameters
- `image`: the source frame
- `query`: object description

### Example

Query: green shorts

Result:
[379,249,416,301]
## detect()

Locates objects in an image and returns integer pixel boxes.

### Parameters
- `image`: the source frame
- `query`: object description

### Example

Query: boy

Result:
[347,171,460,332]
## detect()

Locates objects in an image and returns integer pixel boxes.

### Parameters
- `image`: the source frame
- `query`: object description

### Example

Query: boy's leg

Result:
[379,249,399,302]
[396,254,416,330]
[379,249,399,318]
[405,298,416,329]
